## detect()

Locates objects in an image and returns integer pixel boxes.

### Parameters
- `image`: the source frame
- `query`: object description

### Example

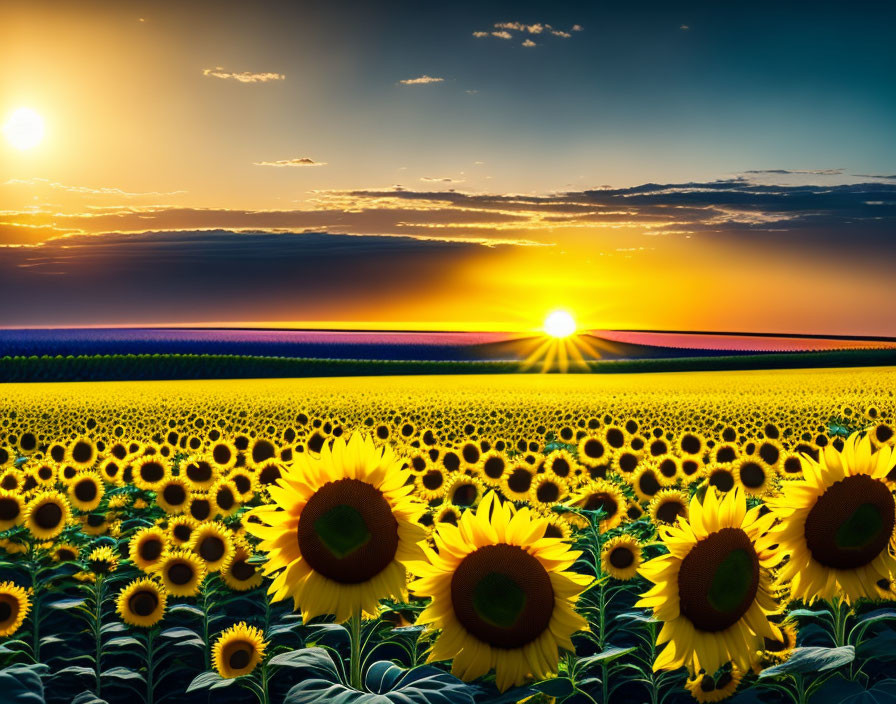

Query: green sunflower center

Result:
[678,527,760,633]
[314,504,371,558]
[804,474,895,569]
[298,478,399,584]
[451,543,554,649]
[472,572,526,628]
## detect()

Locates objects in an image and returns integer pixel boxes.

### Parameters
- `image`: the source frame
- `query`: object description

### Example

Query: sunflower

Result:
[212,622,267,678]
[602,535,642,581]
[435,504,461,527]
[24,490,71,540]
[416,467,448,502]
[632,466,665,502]
[129,526,168,571]
[407,492,590,691]
[81,512,109,536]
[168,515,198,547]
[0,581,30,637]
[156,476,190,514]
[649,489,690,526]
[501,463,536,501]
[189,521,235,573]
[132,457,170,491]
[221,540,264,592]
[67,437,97,470]
[117,578,167,628]
[769,432,896,604]
[183,456,218,491]
[98,458,124,485]
[186,492,215,522]
[51,543,80,562]
[567,479,627,531]
[256,460,285,487]
[227,468,256,501]
[210,478,241,517]
[31,461,57,487]
[209,441,238,471]
[153,548,207,597]
[530,474,567,507]
[478,451,508,487]
[246,433,426,623]
[637,488,782,674]
[0,468,23,492]
[88,546,119,575]
[0,447,14,470]
[684,666,743,703]
[734,458,773,497]
[0,490,25,531]
[542,512,574,540]
[755,620,798,669]
[578,435,608,467]
[544,449,577,482]
[778,453,805,480]
[705,464,737,493]
[68,472,104,512]
[679,432,706,457]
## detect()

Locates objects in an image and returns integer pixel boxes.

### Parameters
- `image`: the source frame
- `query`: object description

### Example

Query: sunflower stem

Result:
[146,626,156,704]
[94,575,105,697]
[28,555,41,663]
[349,609,363,690]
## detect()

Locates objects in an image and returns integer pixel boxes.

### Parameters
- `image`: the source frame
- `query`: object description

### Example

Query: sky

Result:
[2,0,895,334]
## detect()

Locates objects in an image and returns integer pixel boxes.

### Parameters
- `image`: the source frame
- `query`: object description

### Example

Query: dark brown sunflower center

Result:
[536,482,560,503]
[452,483,478,506]
[140,539,164,561]
[199,536,225,563]
[228,645,252,670]
[422,471,444,491]
[297,478,398,584]
[681,435,701,454]
[190,499,211,521]
[216,487,235,510]
[140,462,164,483]
[605,428,625,448]
[0,498,20,521]
[168,562,195,585]
[583,492,618,517]
[258,465,281,485]
[609,546,634,568]
[618,453,638,473]
[38,466,53,480]
[551,458,571,477]
[173,524,192,542]
[804,474,895,569]
[451,544,554,649]
[544,523,563,539]
[232,474,251,494]
[187,462,213,483]
[0,598,15,623]
[483,457,505,479]
[700,675,715,692]
[507,469,532,493]
[74,480,97,502]
[678,527,759,632]
[161,483,186,505]
[231,559,256,581]
[583,439,605,459]
[739,462,766,488]
[213,445,232,465]
[709,470,735,492]
[34,501,63,529]
[72,442,93,464]
[638,472,661,496]
[129,590,158,617]
[657,500,686,525]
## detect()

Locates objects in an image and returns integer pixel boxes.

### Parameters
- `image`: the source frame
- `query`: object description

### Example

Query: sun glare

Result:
[3,107,45,150]
[544,310,576,339]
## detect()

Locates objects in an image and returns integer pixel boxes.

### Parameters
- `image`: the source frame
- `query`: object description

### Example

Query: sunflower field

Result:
[2,369,896,704]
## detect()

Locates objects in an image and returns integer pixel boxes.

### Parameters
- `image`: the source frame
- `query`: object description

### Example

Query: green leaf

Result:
[577,645,637,667]
[168,603,205,617]
[0,664,48,703]
[759,646,855,678]
[71,692,110,704]
[104,637,143,649]
[856,609,896,626]
[49,598,87,610]
[787,608,832,620]
[187,672,233,692]
[160,627,201,640]
[268,647,341,680]
[102,667,144,682]
[858,630,896,660]
[100,623,128,635]
[531,677,575,698]
[810,675,896,704]
[51,665,96,678]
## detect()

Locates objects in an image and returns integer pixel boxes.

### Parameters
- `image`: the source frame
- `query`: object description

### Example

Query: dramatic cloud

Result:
[253,158,326,167]
[399,75,444,85]
[202,67,285,83]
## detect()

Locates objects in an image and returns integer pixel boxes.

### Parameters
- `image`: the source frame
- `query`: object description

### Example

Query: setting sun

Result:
[3,107,45,150]
[544,310,576,338]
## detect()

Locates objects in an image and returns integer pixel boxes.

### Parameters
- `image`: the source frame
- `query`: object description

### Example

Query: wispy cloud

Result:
[202,67,285,83]
[399,75,444,85]
[473,22,581,42]
[253,158,326,167]
[420,176,465,184]
[744,169,844,176]
[4,178,186,198]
